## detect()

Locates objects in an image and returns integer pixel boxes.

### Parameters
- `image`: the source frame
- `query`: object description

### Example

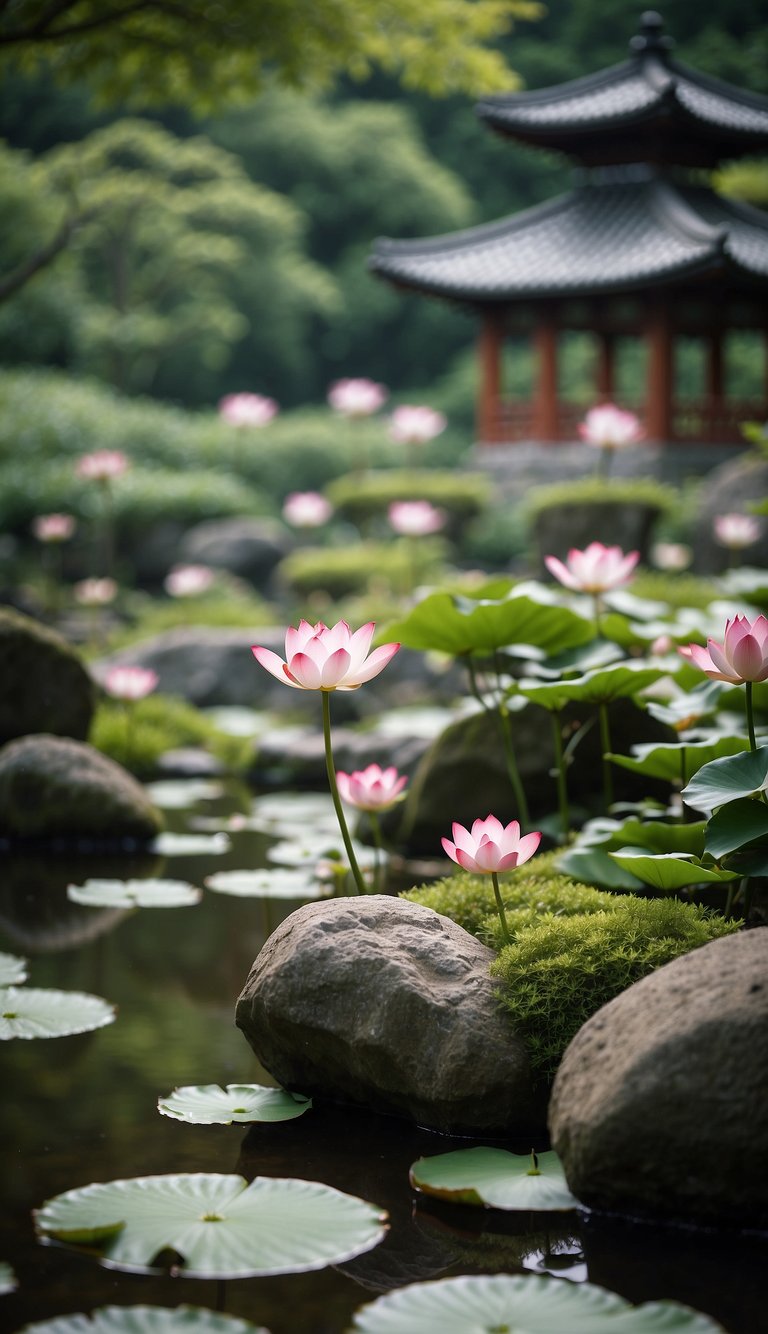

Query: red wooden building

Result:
[370,12,768,446]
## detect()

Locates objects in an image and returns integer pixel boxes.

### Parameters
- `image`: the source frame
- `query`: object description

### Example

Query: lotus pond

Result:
[0,779,766,1334]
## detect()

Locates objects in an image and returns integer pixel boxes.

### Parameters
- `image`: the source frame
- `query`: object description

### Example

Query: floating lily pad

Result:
[409,1147,578,1212]
[0,987,116,1040]
[151,832,231,856]
[267,837,377,869]
[0,951,28,985]
[34,1172,387,1278]
[67,880,202,909]
[157,1084,312,1125]
[21,1305,268,1333]
[350,1273,725,1333]
[204,869,327,899]
[248,793,339,836]
[144,780,224,809]
[0,1261,16,1294]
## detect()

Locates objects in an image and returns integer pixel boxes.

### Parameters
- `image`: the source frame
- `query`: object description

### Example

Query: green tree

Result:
[35,119,337,402]
[1,0,541,107]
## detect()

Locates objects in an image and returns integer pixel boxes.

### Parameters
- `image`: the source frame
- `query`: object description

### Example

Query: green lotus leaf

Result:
[704,797,768,859]
[681,746,768,815]
[645,683,726,730]
[525,639,624,680]
[0,987,116,1040]
[611,736,748,783]
[21,1305,267,1333]
[67,880,202,909]
[383,586,593,657]
[151,832,231,856]
[608,852,738,891]
[409,1147,578,1212]
[0,951,28,985]
[157,1084,312,1125]
[34,1172,387,1278]
[350,1273,724,1333]
[557,845,646,890]
[204,869,328,899]
[144,780,224,809]
[0,1261,16,1294]
[604,589,671,621]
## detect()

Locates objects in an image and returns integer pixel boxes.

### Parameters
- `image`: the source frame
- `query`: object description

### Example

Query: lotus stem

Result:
[369,810,385,893]
[322,691,367,895]
[745,681,757,753]
[498,702,530,828]
[551,710,570,841]
[593,593,603,637]
[598,702,614,811]
[491,871,512,946]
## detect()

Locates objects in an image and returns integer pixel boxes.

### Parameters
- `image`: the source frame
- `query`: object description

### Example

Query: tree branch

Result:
[0,206,96,304]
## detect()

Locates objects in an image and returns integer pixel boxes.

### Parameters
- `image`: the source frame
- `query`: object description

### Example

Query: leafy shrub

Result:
[630,570,721,611]
[277,537,447,599]
[89,693,251,775]
[524,476,677,523]
[491,898,738,1083]
[325,469,490,527]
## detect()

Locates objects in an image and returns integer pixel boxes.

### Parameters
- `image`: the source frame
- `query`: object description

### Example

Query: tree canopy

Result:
[1,0,541,108]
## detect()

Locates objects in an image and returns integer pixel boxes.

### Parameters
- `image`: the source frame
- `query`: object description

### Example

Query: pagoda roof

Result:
[369,174,768,304]
[476,13,768,167]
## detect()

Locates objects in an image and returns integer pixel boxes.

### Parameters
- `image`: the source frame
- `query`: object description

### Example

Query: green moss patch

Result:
[90,693,251,776]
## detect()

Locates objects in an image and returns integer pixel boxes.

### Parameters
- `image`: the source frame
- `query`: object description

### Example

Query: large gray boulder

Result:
[236,895,545,1135]
[0,607,95,745]
[0,734,163,842]
[177,516,292,590]
[548,928,768,1227]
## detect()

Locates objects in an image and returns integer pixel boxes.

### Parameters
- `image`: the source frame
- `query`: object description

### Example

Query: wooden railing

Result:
[489,398,766,444]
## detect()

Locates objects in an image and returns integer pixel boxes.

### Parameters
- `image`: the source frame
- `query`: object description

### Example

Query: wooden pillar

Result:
[596,331,616,401]
[476,312,503,444]
[645,300,674,443]
[532,314,559,441]
[705,328,724,444]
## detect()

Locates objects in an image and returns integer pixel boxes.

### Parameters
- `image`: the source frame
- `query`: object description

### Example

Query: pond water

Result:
[0,781,766,1333]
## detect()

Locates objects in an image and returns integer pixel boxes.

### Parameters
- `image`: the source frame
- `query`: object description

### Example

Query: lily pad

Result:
[157,1084,312,1125]
[34,1172,387,1278]
[151,832,231,856]
[21,1306,268,1333]
[0,1261,16,1294]
[409,1147,578,1212]
[350,1273,725,1333]
[144,780,224,809]
[0,986,116,1040]
[67,880,202,909]
[0,951,28,985]
[267,837,377,869]
[248,793,339,836]
[204,869,328,899]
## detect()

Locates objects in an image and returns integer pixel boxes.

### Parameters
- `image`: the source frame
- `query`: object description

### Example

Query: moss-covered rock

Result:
[0,734,163,841]
[0,607,95,745]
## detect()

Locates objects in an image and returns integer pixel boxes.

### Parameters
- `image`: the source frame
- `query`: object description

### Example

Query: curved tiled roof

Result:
[369,176,768,302]
[476,18,768,165]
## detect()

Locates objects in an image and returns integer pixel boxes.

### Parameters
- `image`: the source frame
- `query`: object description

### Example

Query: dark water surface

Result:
[0,797,766,1333]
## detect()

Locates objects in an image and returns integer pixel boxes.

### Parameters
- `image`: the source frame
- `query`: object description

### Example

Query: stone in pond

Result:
[0,607,95,745]
[548,928,768,1228]
[0,735,163,842]
[236,895,546,1135]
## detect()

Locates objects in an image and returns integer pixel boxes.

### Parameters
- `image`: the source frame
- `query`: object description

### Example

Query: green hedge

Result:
[525,476,677,521]
[325,468,490,527]
[277,536,448,600]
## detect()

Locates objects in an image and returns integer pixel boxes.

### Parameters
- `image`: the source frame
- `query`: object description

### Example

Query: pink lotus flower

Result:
[252,619,400,692]
[76,450,130,481]
[337,764,408,812]
[679,615,768,685]
[74,577,118,605]
[388,500,446,536]
[713,513,761,550]
[282,491,333,528]
[164,564,216,597]
[579,403,644,451]
[327,378,387,418]
[32,513,76,542]
[218,392,278,427]
[442,815,541,873]
[651,541,691,572]
[104,665,159,701]
[545,542,639,594]
[388,405,447,445]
